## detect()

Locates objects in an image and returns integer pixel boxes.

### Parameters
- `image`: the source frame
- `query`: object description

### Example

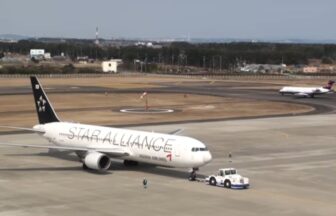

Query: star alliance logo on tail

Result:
[37,95,46,112]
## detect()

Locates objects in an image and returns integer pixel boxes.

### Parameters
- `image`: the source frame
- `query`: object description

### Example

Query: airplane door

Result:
[174,145,180,158]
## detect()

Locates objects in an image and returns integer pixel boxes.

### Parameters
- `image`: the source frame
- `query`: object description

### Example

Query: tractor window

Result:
[231,170,237,174]
[225,170,230,175]
[219,170,224,176]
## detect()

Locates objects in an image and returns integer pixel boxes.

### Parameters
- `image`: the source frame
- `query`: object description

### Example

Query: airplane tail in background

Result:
[30,76,60,124]
[323,80,335,90]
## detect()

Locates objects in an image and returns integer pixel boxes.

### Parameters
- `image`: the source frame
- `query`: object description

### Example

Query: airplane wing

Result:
[313,88,321,93]
[0,142,86,151]
[169,128,184,135]
[294,92,310,97]
[89,148,130,157]
[0,142,130,157]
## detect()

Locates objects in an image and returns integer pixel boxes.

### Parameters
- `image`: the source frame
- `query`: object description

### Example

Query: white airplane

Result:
[0,76,212,179]
[279,80,335,98]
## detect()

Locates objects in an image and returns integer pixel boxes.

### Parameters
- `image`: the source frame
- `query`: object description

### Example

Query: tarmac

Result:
[0,114,336,216]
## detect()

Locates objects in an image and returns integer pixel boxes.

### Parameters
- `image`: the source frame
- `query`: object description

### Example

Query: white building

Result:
[102,59,122,73]
[44,53,51,59]
[240,64,286,73]
[30,49,45,58]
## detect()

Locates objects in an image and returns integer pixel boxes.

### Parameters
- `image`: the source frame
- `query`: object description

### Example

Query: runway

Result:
[159,82,336,115]
[0,114,335,216]
[0,78,336,215]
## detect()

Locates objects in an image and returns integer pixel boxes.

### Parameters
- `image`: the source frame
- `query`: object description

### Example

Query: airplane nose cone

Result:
[203,152,212,164]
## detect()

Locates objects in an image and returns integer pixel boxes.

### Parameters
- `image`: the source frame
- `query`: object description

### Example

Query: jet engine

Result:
[84,152,111,171]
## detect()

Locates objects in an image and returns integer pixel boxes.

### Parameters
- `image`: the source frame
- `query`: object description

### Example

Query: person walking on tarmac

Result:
[143,178,148,189]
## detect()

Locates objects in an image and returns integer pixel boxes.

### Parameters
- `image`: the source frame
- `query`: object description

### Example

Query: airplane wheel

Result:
[123,160,139,167]
[188,171,197,181]
[209,177,217,186]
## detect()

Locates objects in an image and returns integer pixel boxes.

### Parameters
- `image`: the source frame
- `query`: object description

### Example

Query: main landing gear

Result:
[188,168,199,181]
[123,160,139,167]
[75,151,88,170]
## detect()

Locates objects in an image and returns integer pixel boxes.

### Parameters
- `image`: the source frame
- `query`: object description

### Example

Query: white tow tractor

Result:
[205,168,249,189]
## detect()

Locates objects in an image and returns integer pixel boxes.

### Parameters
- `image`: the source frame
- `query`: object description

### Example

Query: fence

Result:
[0,72,336,81]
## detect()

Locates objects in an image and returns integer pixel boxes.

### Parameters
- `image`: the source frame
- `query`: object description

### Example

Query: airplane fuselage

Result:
[36,122,212,168]
[279,86,330,97]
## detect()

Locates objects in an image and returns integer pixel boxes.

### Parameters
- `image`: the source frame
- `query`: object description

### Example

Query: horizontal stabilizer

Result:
[0,126,45,133]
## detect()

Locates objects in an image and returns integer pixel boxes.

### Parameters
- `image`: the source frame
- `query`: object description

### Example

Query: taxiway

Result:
[0,114,335,216]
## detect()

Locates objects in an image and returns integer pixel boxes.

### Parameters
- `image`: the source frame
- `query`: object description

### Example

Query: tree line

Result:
[1,40,336,71]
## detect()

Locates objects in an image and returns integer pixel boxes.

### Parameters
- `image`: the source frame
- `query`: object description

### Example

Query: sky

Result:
[0,0,335,40]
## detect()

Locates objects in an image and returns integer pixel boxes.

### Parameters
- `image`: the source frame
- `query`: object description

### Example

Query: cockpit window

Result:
[191,147,209,152]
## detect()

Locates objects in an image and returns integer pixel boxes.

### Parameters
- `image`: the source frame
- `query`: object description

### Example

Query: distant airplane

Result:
[279,80,335,98]
[0,76,212,179]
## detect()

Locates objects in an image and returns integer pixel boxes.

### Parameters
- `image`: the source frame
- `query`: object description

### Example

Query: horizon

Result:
[2,33,336,44]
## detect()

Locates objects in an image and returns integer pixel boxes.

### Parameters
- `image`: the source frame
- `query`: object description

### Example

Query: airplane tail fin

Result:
[323,80,335,90]
[30,76,60,124]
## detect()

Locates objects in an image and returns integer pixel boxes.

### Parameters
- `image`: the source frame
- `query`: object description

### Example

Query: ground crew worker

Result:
[229,152,232,163]
[143,178,148,189]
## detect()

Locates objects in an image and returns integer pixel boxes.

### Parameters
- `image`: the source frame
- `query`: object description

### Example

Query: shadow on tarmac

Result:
[0,166,81,172]
[2,151,206,179]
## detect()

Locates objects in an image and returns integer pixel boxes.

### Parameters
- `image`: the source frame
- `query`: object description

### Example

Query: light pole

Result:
[220,56,222,72]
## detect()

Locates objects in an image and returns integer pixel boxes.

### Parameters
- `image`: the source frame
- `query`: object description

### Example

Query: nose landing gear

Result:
[188,168,199,181]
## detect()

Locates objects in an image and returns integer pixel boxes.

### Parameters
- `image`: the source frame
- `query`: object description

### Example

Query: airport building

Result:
[29,49,52,60]
[302,66,318,73]
[30,49,45,59]
[240,64,286,73]
[102,59,122,73]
